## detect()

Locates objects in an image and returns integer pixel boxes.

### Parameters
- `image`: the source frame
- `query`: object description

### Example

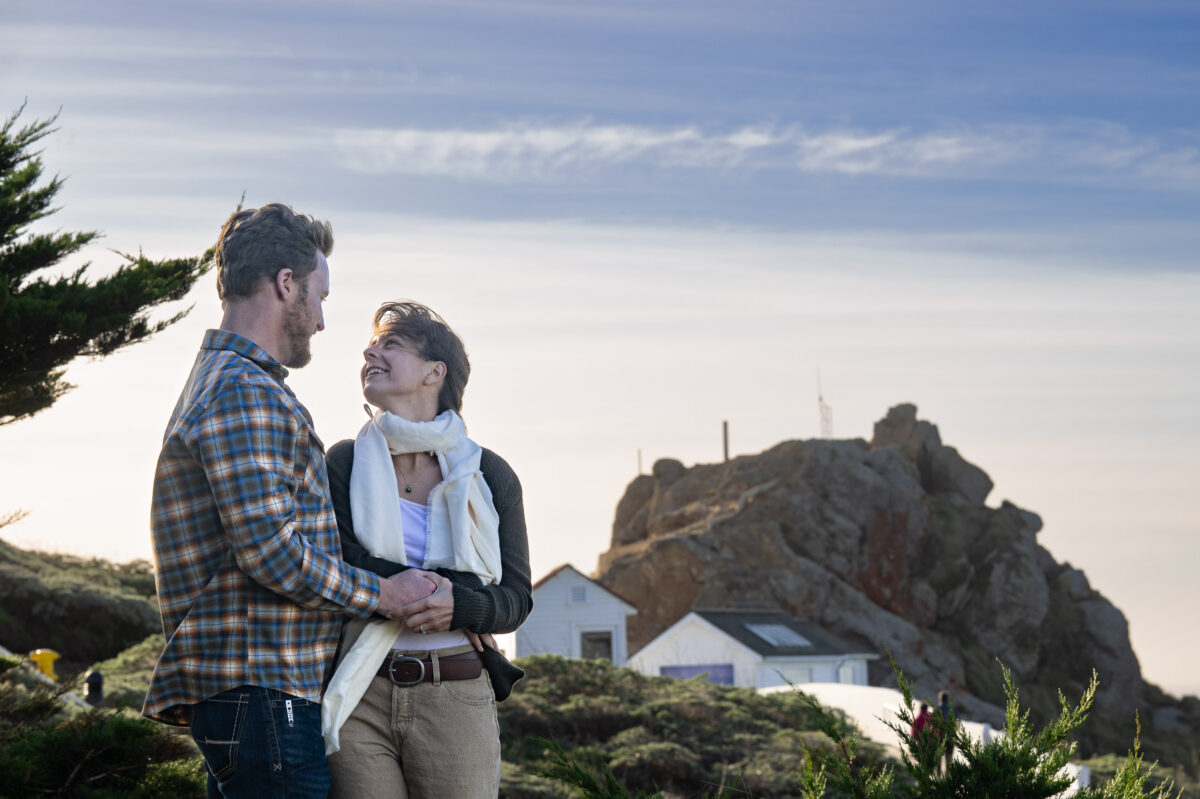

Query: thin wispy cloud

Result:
[334,120,1200,187]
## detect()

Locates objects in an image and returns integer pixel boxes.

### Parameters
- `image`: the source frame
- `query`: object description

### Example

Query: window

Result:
[745,623,811,647]
[570,585,587,604]
[580,631,612,661]
[838,664,856,684]
[660,664,734,685]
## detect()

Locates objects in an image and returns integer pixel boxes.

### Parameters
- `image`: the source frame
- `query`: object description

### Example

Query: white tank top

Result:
[392,496,470,651]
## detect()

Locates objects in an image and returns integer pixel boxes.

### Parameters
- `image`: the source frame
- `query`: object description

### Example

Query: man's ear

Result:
[275,268,295,300]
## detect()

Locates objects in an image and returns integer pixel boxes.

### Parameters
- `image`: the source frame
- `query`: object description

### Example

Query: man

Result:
[144,204,442,798]
[937,689,955,774]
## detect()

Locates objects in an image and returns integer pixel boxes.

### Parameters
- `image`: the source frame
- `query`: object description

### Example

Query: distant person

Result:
[938,689,956,773]
[144,204,439,798]
[910,701,942,774]
[83,670,103,706]
[321,301,532,799]
[911,702,935,740]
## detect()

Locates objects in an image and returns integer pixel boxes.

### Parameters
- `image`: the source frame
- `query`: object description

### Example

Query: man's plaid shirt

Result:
[144,329,381,726]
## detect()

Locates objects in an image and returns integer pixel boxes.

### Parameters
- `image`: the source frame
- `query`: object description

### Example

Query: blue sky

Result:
[8,1,1200,237]
[2,1,1198,698]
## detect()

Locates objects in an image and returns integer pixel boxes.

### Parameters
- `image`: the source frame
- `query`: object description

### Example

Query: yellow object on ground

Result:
[29,648,60,680]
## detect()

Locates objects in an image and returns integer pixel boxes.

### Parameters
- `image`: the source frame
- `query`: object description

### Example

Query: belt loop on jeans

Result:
[430,650,441,686]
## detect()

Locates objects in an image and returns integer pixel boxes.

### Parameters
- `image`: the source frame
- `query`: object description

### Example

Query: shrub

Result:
[0,708,203,798]
[0,656,202,799]
[500,655,861,797]
[523,656,1182,799]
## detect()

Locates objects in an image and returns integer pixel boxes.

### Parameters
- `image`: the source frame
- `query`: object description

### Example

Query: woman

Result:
[321,301,532,799]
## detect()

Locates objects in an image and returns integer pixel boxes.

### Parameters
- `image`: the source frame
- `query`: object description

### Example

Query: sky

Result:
[1,1,1198,697]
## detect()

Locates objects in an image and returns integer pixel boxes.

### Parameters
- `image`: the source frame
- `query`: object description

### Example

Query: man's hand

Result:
[377,569,438,618]
[393,572,455,632]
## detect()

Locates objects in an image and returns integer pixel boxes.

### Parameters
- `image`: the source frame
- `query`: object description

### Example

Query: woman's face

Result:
[361,333,434,409]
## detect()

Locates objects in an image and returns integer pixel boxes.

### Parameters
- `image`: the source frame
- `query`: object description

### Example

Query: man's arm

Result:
[196,379,384,616]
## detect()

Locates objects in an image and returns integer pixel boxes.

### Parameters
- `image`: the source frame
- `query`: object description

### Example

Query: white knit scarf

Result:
[321,408,502,754]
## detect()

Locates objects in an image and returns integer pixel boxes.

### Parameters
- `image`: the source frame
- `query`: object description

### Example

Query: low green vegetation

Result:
[498,654,858,797]
[506,657,1191,799]
[795,660,1182,799]
[499,652,1190,796]
[1084,752,1199,799]
[0,653,203,798]
[1,643,1197,798]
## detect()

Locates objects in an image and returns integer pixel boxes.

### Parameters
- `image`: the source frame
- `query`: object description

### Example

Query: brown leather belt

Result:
[376,650,483,687]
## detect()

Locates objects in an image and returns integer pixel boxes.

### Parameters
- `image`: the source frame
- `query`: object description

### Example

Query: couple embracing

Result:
[143,203,531,798]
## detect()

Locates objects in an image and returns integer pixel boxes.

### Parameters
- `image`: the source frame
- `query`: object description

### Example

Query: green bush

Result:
[519,656,1184,799]
[0,656,202,799]
[0,707,203,798]
[499,655,859,797]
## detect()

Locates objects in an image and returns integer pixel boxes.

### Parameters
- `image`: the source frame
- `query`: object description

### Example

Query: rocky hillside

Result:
[596,403,1200,757]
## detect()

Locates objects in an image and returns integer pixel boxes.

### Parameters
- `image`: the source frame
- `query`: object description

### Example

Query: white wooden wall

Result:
[755,657,871,689]
[627,615,761,687]
[627,613,872,689]
[515,568,632,665]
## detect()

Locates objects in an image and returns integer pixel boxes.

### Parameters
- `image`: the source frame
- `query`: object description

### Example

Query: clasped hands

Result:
[377,569,496,652]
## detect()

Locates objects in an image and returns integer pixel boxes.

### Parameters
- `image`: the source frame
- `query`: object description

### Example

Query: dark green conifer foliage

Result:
[0,104,208,425]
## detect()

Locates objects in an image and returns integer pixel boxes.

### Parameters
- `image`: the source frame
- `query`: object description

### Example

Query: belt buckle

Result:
[386,654,425,687]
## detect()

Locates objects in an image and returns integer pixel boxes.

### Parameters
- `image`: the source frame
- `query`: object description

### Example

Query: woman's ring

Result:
[419,624,426,634]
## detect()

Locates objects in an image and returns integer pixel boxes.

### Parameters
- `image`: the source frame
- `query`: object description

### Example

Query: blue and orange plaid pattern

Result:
[144,329,380,726]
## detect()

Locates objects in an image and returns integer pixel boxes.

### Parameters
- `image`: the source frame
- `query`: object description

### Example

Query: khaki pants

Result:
[328,665,500,799]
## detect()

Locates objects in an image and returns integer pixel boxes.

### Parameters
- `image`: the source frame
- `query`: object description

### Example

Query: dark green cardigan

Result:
[326,439,533,634]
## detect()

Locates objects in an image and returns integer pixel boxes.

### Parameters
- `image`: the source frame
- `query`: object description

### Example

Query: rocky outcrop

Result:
[595,403,1150,737]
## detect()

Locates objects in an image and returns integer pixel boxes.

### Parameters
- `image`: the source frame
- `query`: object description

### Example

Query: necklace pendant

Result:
[405,486,413,493]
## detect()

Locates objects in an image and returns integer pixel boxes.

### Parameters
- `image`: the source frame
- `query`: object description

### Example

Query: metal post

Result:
[723,420,729,462]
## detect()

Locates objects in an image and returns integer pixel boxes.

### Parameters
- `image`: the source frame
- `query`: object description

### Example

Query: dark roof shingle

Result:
[694,609,876,658]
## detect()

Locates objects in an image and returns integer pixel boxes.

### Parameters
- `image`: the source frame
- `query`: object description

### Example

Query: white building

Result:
[515,564,638,666]
[627,609,878,690]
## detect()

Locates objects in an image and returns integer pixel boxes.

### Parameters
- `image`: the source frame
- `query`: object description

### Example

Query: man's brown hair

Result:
[372,301,470,415]
[215,203,333,300]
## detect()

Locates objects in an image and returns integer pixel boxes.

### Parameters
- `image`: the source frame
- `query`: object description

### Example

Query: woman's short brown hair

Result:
[372,301,470,414]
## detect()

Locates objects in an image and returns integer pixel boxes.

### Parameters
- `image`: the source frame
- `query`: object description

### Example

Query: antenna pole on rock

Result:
[818,369,833,439]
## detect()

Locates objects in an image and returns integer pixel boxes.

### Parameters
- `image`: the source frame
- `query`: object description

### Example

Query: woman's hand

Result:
[466,631,498,652]
[393,570,455,633]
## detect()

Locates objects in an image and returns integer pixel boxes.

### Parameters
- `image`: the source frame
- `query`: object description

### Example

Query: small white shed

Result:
[515,564,638,666]
[627,609,878,689]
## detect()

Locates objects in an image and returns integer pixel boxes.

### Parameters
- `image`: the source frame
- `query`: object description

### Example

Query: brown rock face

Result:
[595,403,1145,730]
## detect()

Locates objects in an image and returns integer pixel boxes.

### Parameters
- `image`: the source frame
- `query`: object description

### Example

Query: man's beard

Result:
[282,283,314,368]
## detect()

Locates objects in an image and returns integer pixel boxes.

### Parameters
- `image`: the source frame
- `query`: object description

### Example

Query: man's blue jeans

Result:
[188,685,330,799]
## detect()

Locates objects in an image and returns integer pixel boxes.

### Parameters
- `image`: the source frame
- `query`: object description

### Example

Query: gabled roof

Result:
[693,609,878,659]
[531,563,638,612]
